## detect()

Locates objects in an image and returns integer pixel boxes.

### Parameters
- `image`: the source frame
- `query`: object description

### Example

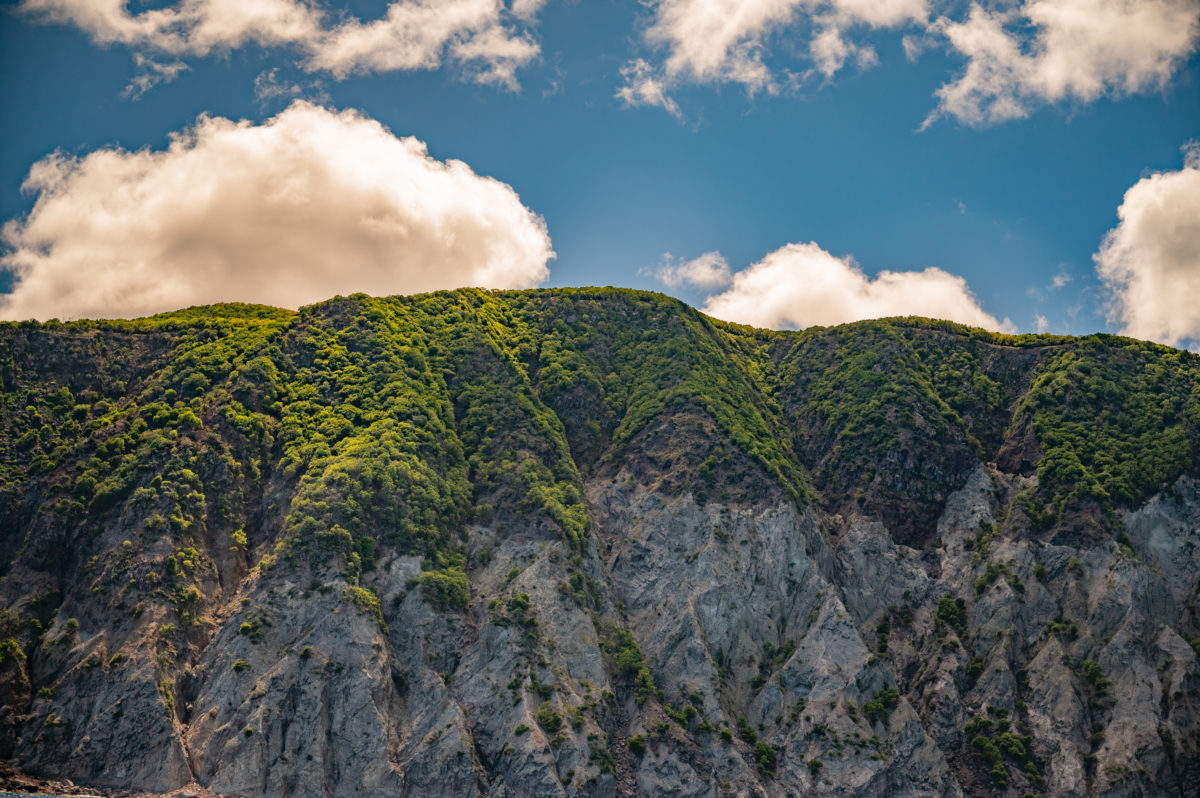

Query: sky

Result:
[0,0,1198,348]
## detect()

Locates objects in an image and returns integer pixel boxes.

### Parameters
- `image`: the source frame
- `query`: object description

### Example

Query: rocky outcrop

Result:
[0,290,1197,796]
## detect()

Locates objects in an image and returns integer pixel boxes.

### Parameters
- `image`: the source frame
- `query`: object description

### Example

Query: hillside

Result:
[0,288,1198,797]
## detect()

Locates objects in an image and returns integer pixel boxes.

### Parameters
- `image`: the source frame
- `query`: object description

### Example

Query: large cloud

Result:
[1095,145,1200,348]
[691,241,1010,331]
[20,0,543,88]
[0,102,553,321]
[928,0,1200,126]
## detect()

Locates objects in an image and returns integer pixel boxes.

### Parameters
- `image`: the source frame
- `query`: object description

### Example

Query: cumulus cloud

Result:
[0,102,553,321]
[928,0,1200,126]
[1094,144,1200,348]
[618,0,1199,123]
[19,0,544,89]
[655,251,733,288]
[618,0,928,111]
[696,241,1010,331]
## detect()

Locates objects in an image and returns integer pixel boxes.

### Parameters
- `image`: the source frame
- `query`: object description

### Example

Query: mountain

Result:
[0,288,1198,798]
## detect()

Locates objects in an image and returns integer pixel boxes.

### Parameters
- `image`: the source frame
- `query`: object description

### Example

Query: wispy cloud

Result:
[616,58,683,119]
[123,53,189,99]
[253,68,329,108]
[654,251,732,289]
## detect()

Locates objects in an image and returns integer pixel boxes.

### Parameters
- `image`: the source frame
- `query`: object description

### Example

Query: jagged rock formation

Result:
[0,288,1197,797]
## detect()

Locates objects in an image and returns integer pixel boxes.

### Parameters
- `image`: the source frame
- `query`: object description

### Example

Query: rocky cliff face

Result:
[0,289,1197,797]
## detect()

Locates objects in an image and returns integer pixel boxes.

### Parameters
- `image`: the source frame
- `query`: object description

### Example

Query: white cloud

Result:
[252,68,328,107]
[1094,144,1200,347]
[616,58,684,118]
[655,251,733,288]
[901,32,928,61]
[619,0,927,109]
[123,54,189,99]
[0,102,553,321]
[618,0,1198,122]
[19,0,544,88]
[928,0,1200,126]
[699,241,1011,331]
[510,0,549,20]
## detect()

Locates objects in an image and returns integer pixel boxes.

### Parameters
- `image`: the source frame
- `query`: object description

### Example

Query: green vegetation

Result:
[589,744,616,774]
[965,706,1039,787]
[0,637,25,665]
[862,687,899,723]
[602,626,656,703]
[501,289,810,506]
[936,595,966,632]
[1017,338,1200,527]
[418,555,469,610]
[536,701,563,733]
[627,733,646,756]
[753,742,777,775]
[4,293,1197,581]
[736,715,757,744]
[1,289,1197,712]
[342,585,387,631]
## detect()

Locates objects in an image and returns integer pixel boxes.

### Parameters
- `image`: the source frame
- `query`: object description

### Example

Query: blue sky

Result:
[1,0,1198,345]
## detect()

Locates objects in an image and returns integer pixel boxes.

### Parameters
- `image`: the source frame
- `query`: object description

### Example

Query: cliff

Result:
[0,288,1197,797]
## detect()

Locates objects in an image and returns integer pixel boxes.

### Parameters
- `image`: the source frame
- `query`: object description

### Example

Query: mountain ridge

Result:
[0,287,1197,797]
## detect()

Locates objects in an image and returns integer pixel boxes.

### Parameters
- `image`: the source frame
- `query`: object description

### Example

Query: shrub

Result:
[419,567,468,610]
[628,734,646,756]
[862,687,899,722]
[754,742,777,774]
[1080,660,1108,695]
[537,702,562,733]
[0,638,25,665]
[972,736,1002,766]
[736,715,757,744]
[936,595,965,630]
[343,586,388,631]
[230,529,248,551]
